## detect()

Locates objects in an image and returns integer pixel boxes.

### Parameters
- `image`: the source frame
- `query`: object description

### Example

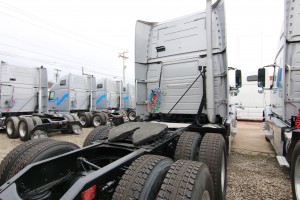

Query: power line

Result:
[0,0,111,48]
[0,1,119,52]
[0,33,120,73]
[0,42,120,74]
[0,7,119,53]
[0,50,122,78]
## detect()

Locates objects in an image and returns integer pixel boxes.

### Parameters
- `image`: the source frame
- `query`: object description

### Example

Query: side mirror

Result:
[235,70,242,88]
[257,68,265,88]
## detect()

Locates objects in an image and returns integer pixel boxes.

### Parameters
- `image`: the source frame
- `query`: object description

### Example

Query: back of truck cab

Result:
[135,0,229,123]
[0,62,48,114]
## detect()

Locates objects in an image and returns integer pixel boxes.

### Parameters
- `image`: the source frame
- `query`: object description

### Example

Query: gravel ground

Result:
[226,151,292,200]
[0,126,294,199]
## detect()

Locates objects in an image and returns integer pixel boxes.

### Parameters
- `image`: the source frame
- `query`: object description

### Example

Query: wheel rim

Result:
[221,152,226,192]
[129,112,136,121]
[6,121,14,135]
[93,116,101,127]
[202,190,210,200]
[19,122,27,138]
[79,116,86,126]
[295,155,300,199]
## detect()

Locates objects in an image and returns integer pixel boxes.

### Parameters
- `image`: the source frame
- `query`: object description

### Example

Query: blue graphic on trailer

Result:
[49,93,69,106]
[123,96,129,101]
[96,94,106,104]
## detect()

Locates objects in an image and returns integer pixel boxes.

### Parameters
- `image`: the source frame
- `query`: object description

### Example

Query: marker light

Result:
[81,185,96,200]
[296,109,300,129]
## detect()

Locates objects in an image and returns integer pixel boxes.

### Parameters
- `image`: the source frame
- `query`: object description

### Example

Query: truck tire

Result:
[5,116,20,139]
[111,112,124,126]
[174,131,202,161]
[198,133,227,200]
[0,139,51,185]
[291,140,300,200]
[112,155,173,200]
[101,112,109,121]
[31,116,43,126]
[0,139,79,185]
[19,117,34,141]
[70,113,80,121]
[78,113,91,128]
[87,112,93,120]
[157,160,214,200]
[83,125,110,147]
[128,110,136,121]
[91,113,106,127]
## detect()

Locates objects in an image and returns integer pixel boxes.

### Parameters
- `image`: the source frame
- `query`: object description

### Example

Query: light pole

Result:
[118,51,128,85]
[54,68,61,82]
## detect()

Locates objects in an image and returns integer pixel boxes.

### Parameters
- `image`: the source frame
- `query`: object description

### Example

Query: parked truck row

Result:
[0,62,137,141]
[48,74,136,128]
[0,0,243,199]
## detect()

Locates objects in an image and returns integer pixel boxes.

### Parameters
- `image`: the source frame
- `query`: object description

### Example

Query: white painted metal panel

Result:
[135,0,228,118]
[0,62,48,114]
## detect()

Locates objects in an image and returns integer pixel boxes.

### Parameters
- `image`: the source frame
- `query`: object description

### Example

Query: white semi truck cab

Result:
[257,0,300,198]
[135,0,241,134]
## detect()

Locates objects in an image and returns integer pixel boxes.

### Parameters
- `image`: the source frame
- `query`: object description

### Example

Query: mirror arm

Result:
[263,64,276,68]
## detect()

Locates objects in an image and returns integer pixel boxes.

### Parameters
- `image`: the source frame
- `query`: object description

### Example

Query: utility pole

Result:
[118,51,128,85]
[54,68,61,82]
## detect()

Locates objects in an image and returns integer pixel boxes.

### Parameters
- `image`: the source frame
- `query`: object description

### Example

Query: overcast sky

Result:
[0,0,283,83]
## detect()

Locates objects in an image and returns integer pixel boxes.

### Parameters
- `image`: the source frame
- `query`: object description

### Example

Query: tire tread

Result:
[174,132,201,160]
[198,133,226,200]
[83,126,110,147]
[0,139,51,184]
[157,160,212,200]
[113,155,171,200]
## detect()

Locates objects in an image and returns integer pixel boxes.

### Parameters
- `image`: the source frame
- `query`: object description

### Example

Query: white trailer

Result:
[258,0,300,198]
[0,62,82,141]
